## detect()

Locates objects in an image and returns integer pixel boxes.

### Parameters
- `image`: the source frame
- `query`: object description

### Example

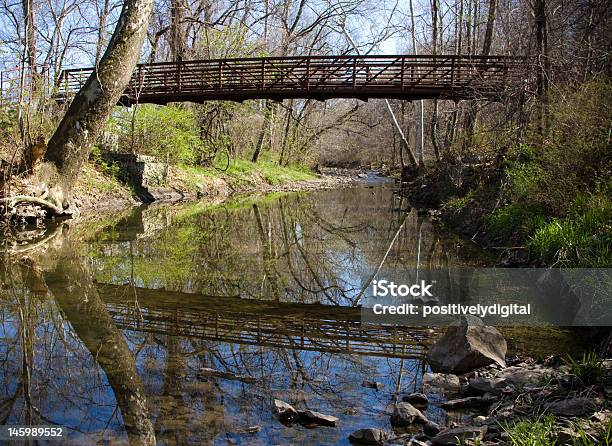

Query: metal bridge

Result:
[99,284,434,359]
[56,54,525,105]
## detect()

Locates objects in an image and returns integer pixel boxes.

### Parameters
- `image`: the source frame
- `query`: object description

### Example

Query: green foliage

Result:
[90,145,121,179]
[176,159,315,190]
[570,420,612,446]
[442,191,475,214]
[477,79,612,266]
[564,351,606,386]
[502,409,610,446]
[501,414,558,446]
[527,193,612,266]
[111,104,208,164]
[487,203,545,239]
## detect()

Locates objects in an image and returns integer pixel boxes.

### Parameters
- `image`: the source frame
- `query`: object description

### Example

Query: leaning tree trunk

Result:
[42,0,154,211]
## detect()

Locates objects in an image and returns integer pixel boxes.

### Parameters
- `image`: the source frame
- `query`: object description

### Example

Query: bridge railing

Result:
[57,54,525,103]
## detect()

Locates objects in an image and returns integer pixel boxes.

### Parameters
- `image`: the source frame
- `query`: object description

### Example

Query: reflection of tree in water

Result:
[0,188,487,443]
[86,187,486,306]
[0,229,430,445]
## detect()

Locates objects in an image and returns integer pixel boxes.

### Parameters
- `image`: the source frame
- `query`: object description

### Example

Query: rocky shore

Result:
[274,316,611,446]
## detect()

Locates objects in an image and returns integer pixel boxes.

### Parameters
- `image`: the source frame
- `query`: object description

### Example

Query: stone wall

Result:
[100,152,168,187]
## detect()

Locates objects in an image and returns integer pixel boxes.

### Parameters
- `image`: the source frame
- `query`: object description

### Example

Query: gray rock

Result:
[362,380,385,390]
[423,372,461,393]
[427,316,507,374]
[545,398,598,417]
[299,409,339,427]
[440,395,497,410]
[349,428,389,445]
[402,393,429,407]
[274,399,298,421]
[496,366,551,386]
[423,420,442,436]
[390,402,428,427]
[468,377,507,394]
[431,426,487,445]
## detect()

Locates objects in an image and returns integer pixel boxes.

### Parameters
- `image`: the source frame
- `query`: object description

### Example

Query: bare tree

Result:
[42,0,155,212]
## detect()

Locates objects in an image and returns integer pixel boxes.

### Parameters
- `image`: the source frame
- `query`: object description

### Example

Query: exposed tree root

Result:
[0,195,65,216]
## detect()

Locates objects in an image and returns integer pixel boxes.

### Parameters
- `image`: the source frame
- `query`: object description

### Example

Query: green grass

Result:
[501,414,612,446]
[441,191,475,214]
[487,202,545,239]
[178,158,316,189]
[501,414,559,446]
[527,194,612,267]
[564,352,607,386]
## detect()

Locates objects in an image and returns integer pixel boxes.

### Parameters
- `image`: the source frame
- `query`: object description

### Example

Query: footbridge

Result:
[57,54,525,105]
[99,284,434,359]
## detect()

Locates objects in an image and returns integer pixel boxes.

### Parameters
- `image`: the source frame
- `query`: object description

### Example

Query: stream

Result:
[1,184,501,445]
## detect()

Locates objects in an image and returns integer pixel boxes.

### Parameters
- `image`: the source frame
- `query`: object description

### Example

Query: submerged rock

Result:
[274,399,298,421]
[427,315,507,374]
[362,380,385,390]
[430,426,487,445]
[390,402,428,427]
[349,428,389,445]
[401,392,428,407]
[300,409,339,427]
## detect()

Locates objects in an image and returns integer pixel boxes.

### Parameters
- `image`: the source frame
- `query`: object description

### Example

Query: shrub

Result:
[564,351,606,386]
[527,193,612,266]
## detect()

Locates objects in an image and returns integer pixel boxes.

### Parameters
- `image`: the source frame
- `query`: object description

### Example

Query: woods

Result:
[0,0,610,267]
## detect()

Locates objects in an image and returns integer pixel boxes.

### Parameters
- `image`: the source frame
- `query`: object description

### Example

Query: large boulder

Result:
[390,402,428,427]
[427,315,507,374]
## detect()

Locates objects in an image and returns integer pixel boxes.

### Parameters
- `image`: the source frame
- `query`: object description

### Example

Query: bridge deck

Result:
[57,54,525,105]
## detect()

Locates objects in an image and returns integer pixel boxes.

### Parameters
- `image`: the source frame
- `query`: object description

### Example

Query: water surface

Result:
[0,185,491,445]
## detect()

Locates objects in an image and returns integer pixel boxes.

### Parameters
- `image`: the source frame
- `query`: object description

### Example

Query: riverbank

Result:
[73,160,362,211]
[2,160,364,223]
[401,81,611,269]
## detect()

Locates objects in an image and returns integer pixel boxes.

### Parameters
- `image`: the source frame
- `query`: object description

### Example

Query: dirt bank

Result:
[72,165,365,213]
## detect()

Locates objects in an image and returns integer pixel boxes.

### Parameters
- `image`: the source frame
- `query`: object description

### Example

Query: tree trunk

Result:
[409,0,425,166]
[533,0,549,137]
[43,0,154,210]
[22,0,37,76]
[482,0,497,57]
[46,256,156,445]
[252,100,273,163]
[170,0,187,61]
[430,0,441,161]
[95,0,111,64]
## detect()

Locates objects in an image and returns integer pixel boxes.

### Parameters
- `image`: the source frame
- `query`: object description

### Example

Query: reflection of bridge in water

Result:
[99,284,433,359]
